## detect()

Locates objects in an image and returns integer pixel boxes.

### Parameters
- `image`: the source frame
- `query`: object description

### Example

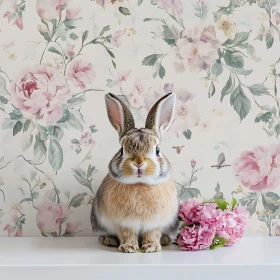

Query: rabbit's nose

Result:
[132,154,145,167]
[133,162,144,168]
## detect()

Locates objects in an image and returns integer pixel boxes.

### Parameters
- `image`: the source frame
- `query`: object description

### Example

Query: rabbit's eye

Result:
[156,145,160,156]
[120,147,123,156]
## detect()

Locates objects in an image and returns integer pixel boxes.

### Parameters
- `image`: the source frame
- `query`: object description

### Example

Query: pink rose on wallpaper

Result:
[36,0,69,21]
[66,7,82,20]
[12,65,71,123]
[36,202,69,233]
[67,59,96,89]
[234,144,280,191]
[65,221,82,233]
[177,224,215,251]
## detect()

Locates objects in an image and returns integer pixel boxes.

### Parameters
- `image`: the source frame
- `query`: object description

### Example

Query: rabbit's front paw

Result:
[141,243,162,253]
[119,243,139,253]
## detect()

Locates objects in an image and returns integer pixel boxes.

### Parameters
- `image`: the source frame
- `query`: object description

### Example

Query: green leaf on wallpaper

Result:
[265,32,274,49]
[19,197,32,204]
[193,1,208,20]
[255,112,272,123]
[48,126,63,142]
[87,164,96,178]
[232,197,238,208]
[119,7,131,16]
[230,85,251,120]
[64,20,76,30]
[9,110,23,120]
[37,125,48,141]
[183,129,192,140]
[0,96,8,104]
[142,54,163,66]
[261,194,278,213]
[70,33,79,40]
[48,139,63,172]
[22,134,33,151]
[211,62,223,77]
[100,25,110,36]
[138,0,144,5]
[266,192,280,201]
[223,32,249,47]
[68,193,87,208]
[221,73,235,102]
[208,81,215,98]
[213,183,224,200]
[224,51,244,68]
[180,188,201,200]
[82,30,89,45]
[48,47,62,56]
[274,124,280,136]
[247,44,256,58]
[159,64,166,79]
[112,59,117,69]
[162,25,175,40]
[163,38,176,45]
[13,121,23,136]
[72,169,92,189]
[23,120,31,132]
[227,67,253,76]
[249,84,269,95]
[34,135,47,161]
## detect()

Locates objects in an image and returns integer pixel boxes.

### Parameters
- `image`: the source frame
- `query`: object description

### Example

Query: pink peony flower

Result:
[36,0,68,21]
[216,209,247,246]
[179,198,201,224]
[65,221,81,233]
[65,43,75,58]
[67,59,96,89]
[177,224,215,251]
[12,65,71,123]
[36,202,69,233]
[234,144,280,191]
[66,7,82,20]
[15,15,23,30]
[110,30,123,48]
[233,205,250,227]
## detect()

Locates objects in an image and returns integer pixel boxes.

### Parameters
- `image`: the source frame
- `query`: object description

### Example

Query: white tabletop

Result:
[0,237,279,280]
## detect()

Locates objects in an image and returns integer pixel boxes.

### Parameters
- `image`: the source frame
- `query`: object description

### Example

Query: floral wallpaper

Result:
[0,0,280,238]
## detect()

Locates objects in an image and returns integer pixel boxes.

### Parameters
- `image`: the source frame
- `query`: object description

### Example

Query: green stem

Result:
[0,189,5,201]
[24,179,38,211]
[0,70,12,83]
[72,88,105,98]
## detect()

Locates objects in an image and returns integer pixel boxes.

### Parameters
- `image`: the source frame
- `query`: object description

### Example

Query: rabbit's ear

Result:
[105,93,135,138]
[145,93,176,137]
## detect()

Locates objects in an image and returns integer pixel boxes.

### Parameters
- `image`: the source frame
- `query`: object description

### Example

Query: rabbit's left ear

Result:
[145,93,176,138]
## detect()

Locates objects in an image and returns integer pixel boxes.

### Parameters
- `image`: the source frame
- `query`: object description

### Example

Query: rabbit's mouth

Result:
[137,169,142,177]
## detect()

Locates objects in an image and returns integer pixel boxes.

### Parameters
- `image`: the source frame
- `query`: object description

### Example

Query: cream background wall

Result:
[0,0,279,237]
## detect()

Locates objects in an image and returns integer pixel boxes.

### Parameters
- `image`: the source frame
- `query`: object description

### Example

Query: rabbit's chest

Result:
[101,179,178,232]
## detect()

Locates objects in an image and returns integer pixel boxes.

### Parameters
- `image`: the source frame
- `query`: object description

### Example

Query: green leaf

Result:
[180,188,201,200]
[13,121,23,136]
[34,135,47,160]
[23,120,31,132]
[247,44,256,58]
[100,25,110,36]
[68,192,87,208]
[112,60,116,69]
[87,164,95,178]
[82,30,89,45]
[232,197,238,208]
[9,110,23,120]
[106,48,115,58]
[70,33,78,40]
[0,96,8,104]
[227,67,253,76]
[213,183,224,200]
[211,62,223,77]
[19,197,32,204]
[138,0,143,5]
[210,234,228,250]
[265,32,274,49]
[48,47,62,56]
[48,139,63,172]
[249,84,269,95]
[215,199,228,210]
[230,85,251,120]
[223,32,249,47]
[224,51,244,68]
[159,64,166,79]
[183,129,192,140]
[48,126,63,142]
[64,20,76,29]
[72,169,92,190]
[37,125,48,140]
[41,231,48,237]
[266,192,280,201]
[261,194,278,213]
[275,124,280,136]
[32,191,39,199]
[208,81,215,98]
[162,25,175,40]
[51,232,58,237]
[142,54,163,66]
[255,112,272,123]
[143,18,160,22]
[163,38,176,45]
[71,139,80,145]
[221,73,235,102]
[119,7,131,15]
[58,108,70,123]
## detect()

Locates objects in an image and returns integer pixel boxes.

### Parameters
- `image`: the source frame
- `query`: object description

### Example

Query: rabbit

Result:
[91,92,179,253]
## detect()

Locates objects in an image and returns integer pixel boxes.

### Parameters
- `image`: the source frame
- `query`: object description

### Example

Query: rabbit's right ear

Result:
[105,93,135,138]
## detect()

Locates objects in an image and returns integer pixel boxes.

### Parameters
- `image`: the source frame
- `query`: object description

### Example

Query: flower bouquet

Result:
[176,198,249,251]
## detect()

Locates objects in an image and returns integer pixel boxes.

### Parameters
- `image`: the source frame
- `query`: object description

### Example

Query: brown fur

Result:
[100,175,177,222]
[141,228,162,253]
[118,228,139,253]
